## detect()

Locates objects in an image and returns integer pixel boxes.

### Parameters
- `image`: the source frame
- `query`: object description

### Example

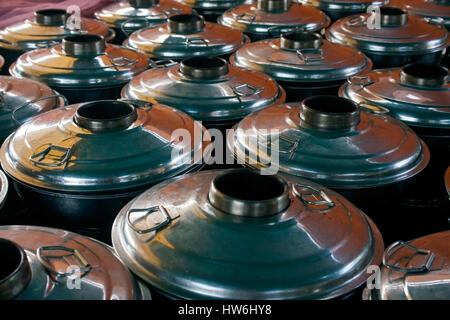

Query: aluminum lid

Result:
[228,96,430,189]
[122,56,286,123]
[0,225,151,300]
[365,231,450,300]
[95,0,193,33]
[0,9,115,52]
[340,63,450,129]
[300,0,387,14]
[231,31,373,83]
[0,99,208,193]
[326,7,450,56]
[218,0,330,37]
[9,34,149,88]
[389,0,450,29]
[123,14,249,60]
[182,0,246,10]
[112,169,384,299]
[0,76,66,142]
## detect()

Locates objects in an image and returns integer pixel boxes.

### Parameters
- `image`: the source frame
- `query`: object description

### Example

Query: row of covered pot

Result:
[0,167,449,299]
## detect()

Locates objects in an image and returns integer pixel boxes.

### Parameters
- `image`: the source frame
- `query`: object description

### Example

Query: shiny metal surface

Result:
[228,96,430,189]
[181,0,246,10]
[340,64,450,129]
[300,0,386,16]
[124,14,249,60]
[230,31,372,83]
[0,76,66,142]
[389,0,450,29]
[218,1,330,38]
[0,99,208,193]
[112,169,384,299]
[365,231,450,300]
[10,34,148,88]
[0,225,151,300]
[0,170,8,211]
[0,55,4,70]
[326,7,450,57]
[95,0,193,34]
[0,10,114,52]
[121,56,286,123]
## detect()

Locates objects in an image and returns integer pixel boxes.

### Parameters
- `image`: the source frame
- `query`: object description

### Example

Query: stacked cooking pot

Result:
[95,0,194,43]
[0,9,115,73]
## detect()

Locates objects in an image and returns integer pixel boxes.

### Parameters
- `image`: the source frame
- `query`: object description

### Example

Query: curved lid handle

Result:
[257,0,291,12]
[383,241,435,274]
[37,245,92,279]
[34,9,68,26]
[167,14,205,34]
[127,205,179,234]
[292,183,335,213]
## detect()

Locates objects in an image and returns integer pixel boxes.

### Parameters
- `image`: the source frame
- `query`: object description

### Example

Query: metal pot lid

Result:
[0,9,115,52]
[123,14,249,60]
[182,0,246,10]
[228,96,429,189]
[218,0,330,36]
[0,170,8,210]
[0,225,151,300]
[0,99,208,193]
[299,0,387,13]
[325,7,450,56]
[0,76,67,142]
[340,63,450,129]
[230,31,372,83]
[10,34,149,88]
[389,0,450,29]
[112,168,384,300]
[366,231,450,300]
[122,57,286,122]
[95,0,193,32]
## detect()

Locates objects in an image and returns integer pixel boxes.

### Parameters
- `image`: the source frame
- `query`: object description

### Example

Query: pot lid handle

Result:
[383,241,436,274]
[358,103,390,115]
[127,206,179,234]
[297,48,323,64]
[30,145,73,168]
[292,183,335,213]
[121,18,151,36]
[37,246,92,279]
[10,93,68,126]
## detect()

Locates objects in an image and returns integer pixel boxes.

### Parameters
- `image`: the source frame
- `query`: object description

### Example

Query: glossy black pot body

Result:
[367,50,446,69]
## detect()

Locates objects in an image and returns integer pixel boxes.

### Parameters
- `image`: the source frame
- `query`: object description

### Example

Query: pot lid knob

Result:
[167,14,205,34]
[34,9,68,26]
[180,57,229,80]
[208,169,291,217]
[0,238,32,300]
[73,100,138,133]
[128,0,159,8]
[62,34,106,56]
[280,31,323,50]
[257,0,291,12]
[378,7,408,26]
[400,63,449,87]
[299,96,361,130]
